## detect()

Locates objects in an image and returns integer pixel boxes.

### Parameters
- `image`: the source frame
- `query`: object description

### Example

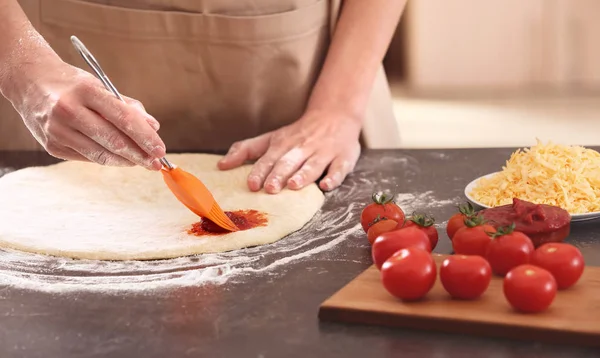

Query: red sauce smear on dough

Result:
[188,209,268,236]
[480,198,571,247]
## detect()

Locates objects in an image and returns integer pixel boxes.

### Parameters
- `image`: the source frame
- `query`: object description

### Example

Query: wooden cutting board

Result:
[319,254,600,347]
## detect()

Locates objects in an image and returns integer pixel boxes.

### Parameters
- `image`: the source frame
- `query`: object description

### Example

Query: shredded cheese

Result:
[469,139,600,214]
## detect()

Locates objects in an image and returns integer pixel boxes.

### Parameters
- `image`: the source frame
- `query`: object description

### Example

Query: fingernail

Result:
[247,175,262,191]
[322,178,333,190]
[148,159,161,171]
[268,180,281,192]
[147,118,160,131]
[151,145,166,158]
[289,175,302,187]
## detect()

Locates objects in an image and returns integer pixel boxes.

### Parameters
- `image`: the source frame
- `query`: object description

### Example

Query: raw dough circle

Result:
[0,154,324,260]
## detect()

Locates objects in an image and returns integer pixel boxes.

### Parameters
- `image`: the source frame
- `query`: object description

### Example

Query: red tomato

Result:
[440,255,492,300]
[446,214,465,241]
[531,243,585,290]
[404,213,439,250]
[452,216,495,256]
[503,264,557,313]
[360,192,405,233]
[446,202,476,240]
[372,226,432,269]
[367,219,400,245]
[381,247,437,301]
[485,224,535,277]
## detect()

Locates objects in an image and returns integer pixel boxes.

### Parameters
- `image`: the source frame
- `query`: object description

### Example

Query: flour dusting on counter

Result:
[0,167,15,176]
[0,181,363,294]
[396,191,460,214]
[0,153,461,294]
[428,152,450,160]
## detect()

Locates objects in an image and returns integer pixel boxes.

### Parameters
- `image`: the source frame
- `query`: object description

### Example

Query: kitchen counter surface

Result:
[1,149,599,358]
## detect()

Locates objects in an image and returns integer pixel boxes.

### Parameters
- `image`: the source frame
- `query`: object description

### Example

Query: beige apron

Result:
[0,0,399,152]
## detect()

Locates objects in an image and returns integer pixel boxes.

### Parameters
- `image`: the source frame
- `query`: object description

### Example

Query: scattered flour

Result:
[0,154,460,294]
[0,185,362,294]
[396,191,460,214]
[429,152,450,160]
[0,167,15,176]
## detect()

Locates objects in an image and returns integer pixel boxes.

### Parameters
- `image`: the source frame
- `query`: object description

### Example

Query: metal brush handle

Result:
[70,35,174,170]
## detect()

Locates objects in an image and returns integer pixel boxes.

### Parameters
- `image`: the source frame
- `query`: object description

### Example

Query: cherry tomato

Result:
[440,255,492,300]
[452,216,495,256]
[485,224,535,276]
[446,214,465,241]
[404,213,439,250]
[360,192,405,233]
[503,264,557,313]
[381,247,437,301]
[367,219,400,245]
[446,202,476,240]
[372,226,432,269]
[531,243,585,289]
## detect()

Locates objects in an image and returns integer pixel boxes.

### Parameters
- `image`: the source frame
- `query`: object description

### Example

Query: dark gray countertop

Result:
[1,149,599,358]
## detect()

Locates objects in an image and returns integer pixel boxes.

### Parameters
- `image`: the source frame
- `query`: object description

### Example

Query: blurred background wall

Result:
[384,0,600,148]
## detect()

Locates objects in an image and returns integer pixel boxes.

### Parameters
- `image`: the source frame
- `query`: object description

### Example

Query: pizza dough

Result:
[0,154,325,260]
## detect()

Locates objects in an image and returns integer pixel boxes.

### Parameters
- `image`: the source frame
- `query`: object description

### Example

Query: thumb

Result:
[218,134,271,170]
[123,96,160,131]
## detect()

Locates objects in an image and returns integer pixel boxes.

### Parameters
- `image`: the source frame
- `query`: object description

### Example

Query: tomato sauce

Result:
[480,198,571,247]
[188,209,268,236]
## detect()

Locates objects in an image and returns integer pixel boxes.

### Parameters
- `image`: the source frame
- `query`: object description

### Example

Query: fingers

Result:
[246,144,293,192]
[43,120,87,161]
[82,86,166,159]
[58,148,93,163]
[217,134,270,170]
[263,147,313,194]
[318,147,361,191]
[44,121,135,167]
[45,139,91,163]
[65,130,137,167]
[122,95,160,131]
[69,106,161,170]
[286,151,335,191]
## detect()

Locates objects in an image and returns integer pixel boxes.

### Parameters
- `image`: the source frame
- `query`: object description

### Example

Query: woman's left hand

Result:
[217,109,362,194]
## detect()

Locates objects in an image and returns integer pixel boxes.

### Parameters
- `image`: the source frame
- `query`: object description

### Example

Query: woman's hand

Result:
[217,0,407,194]
[0,2,164,169]
[218,109,362,193]
[10,59,166,170]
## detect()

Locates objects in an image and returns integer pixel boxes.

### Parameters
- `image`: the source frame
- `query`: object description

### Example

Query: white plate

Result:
[464,172,600,223]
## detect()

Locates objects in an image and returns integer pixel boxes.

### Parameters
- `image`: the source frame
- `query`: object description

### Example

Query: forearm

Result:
[306,0,407,121]
[0,1,60,101]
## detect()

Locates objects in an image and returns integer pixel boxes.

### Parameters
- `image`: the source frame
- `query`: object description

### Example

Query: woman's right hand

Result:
[12,59,166,170]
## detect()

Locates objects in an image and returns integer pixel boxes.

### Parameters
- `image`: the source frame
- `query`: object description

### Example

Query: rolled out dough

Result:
[0,154,324,260]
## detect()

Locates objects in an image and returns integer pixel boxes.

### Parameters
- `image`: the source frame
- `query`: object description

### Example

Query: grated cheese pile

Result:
[469,140,600,214]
